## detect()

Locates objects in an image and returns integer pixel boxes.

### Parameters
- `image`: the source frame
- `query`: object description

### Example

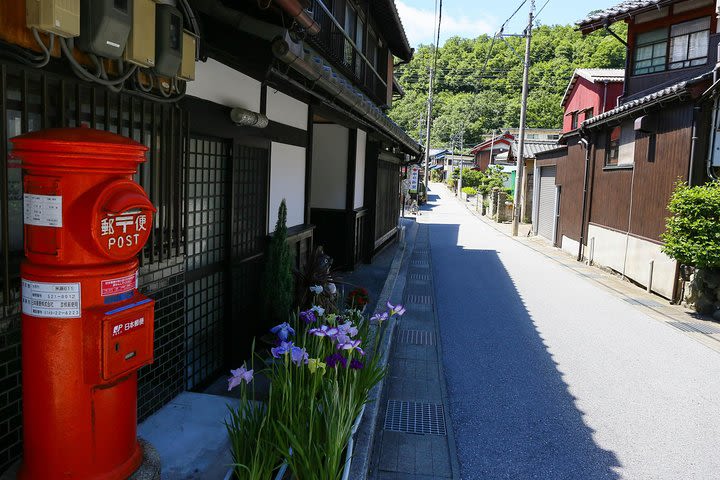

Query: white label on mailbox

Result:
[23,194,62,227]
[21,280,81,318]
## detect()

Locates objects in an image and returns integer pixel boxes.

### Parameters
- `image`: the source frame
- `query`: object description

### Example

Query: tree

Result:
[390,23,627,143]
[262,200,295,324]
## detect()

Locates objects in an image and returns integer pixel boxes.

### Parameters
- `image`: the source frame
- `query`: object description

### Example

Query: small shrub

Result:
[447,178,456,189]
[662,181,720,268]
[263,200,295,323]
[462,186,477,196]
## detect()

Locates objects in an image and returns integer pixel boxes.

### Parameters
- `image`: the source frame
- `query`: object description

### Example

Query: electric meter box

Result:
[179,30,197,81]
[77,0,133,59]
[124,0,157,67]
[155,4,183,78]
[26,0,81,38]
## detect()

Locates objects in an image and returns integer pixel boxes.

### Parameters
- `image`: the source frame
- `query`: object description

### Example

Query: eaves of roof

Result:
[582,71,712,128]
[561,69,625,108]
[576,0,674,34]
[373,0,413,62]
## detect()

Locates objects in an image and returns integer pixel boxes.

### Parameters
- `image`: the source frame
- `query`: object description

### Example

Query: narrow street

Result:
[422,183,720,479]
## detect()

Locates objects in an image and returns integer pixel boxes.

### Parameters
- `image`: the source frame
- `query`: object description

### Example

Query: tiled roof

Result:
[576,1,671,31]
[583,72,711,127]
[562,68,625,107]
[375,0,413,61]
[520,141,564,158]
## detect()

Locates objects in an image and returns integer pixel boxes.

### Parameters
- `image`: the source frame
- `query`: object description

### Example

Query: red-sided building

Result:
[561,69,625,132]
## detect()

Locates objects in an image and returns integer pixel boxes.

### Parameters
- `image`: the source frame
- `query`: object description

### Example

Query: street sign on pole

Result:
[409,165,420,194]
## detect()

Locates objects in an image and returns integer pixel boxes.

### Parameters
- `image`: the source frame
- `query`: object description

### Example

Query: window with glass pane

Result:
[669,16,710,69]
[606,126,621,166]
[355,15,365,78]
[634,28,668,74]
[344,4,357,68]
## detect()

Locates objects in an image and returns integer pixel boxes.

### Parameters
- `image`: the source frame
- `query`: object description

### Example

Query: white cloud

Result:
[396,1,496,47]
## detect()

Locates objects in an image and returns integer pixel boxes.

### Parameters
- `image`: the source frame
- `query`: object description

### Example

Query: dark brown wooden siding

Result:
[587,103,693,242]
[587,129,633,233]
[630,104,693,241]
[556,138,586,243]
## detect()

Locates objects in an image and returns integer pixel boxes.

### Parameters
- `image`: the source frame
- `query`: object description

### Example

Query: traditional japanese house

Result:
[536,0,718,300]
[0,0,419,472]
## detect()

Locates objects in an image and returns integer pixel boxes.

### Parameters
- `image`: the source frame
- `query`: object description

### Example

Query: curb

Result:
[349,219,420,480]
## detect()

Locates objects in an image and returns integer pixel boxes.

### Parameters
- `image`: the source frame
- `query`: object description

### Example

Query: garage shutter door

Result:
[537,166,557,242]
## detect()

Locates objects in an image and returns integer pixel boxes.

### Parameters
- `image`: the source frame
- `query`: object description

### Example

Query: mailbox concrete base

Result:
[0,440,160,480]
[129,439,161,480]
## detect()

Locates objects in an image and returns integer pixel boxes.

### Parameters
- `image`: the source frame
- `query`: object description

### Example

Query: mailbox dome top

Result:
[10,128,149,174]
[11,127,147,154]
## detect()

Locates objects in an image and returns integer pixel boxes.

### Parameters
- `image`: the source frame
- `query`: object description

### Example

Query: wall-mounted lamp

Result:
[230,107,269,128]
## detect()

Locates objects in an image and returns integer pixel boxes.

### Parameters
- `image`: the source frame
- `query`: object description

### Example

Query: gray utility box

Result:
[77,0,132,59]
[155,4,183,78]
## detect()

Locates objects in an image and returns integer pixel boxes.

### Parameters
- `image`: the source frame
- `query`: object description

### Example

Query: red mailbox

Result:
[12,128,156,479]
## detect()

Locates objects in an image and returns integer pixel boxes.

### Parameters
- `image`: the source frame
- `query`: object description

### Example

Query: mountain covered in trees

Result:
[389,23,627,150]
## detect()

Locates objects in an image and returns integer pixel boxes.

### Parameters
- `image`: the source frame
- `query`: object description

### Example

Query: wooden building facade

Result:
[0,0,420,472]
[535,0,719,300]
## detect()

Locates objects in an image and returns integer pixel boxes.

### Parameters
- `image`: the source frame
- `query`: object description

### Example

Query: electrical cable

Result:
[59,37,137,86]
[31,28,54,68]
[534,0,551,25]
[134,69,155,93]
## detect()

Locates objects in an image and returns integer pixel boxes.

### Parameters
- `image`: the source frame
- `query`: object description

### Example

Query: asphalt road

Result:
[423,184,720,480]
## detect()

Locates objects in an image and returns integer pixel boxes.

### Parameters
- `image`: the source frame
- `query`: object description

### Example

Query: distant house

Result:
[534,0,718,300]
[471,130,561,221]
[561,69,625,132]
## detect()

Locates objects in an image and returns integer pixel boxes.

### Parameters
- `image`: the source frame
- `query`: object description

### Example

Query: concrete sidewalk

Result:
[369,223,460,479]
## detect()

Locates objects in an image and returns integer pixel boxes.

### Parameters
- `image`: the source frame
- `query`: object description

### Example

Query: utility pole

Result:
[423,66,435,201]
[457,126,465,196]
[511,0,534,236]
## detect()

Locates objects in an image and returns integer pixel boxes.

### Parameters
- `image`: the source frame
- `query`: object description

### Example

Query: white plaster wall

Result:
[587,224,627,273]
[625,236,677,299]
[587,224,677,299]
[266,89,308,130]
[311,124,349,210]
[187,58,261,111]
[269,142,306,232]
[354,130,367,209]
[561,235,580,257]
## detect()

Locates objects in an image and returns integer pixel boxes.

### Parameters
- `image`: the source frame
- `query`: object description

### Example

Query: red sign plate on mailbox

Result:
[101,272,137,297]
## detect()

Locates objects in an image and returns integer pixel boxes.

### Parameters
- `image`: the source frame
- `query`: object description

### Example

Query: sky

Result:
[397,0,618,47]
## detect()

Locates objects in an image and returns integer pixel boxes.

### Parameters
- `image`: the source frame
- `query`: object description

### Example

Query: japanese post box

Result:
[11,128,156,479]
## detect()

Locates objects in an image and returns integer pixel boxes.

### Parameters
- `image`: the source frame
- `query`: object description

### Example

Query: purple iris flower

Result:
[227,365,254,390]
[271,341,294,358]
[336,338,365,356]
[338,321,359,337]
[300,310,317,324]
[349,359,364,370]
[290,346,309,366]
[387,302,406,316]
[370,312,389,324]
[308,325,339,338]
[270,322,295,341]
[325,353,347,369]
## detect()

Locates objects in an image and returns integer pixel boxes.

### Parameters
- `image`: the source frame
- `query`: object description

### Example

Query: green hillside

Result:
[390,23,627,150]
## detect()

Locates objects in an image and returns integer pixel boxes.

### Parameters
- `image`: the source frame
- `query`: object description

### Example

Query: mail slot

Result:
[100,298,155,381]
[12,128,156,480]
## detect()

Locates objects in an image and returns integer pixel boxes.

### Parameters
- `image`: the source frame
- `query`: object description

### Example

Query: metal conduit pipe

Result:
[274,0,321,35]
[272,38,420,154]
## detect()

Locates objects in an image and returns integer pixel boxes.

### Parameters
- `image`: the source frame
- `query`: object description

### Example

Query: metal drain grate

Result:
[414,249,429,254]
[384,400,446,435]
[409,273,431,282]
[624,297,664,308]
[669,321,720,335]
[398,329,435,345]
[406,294,432,305]
[410,260,430,268]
